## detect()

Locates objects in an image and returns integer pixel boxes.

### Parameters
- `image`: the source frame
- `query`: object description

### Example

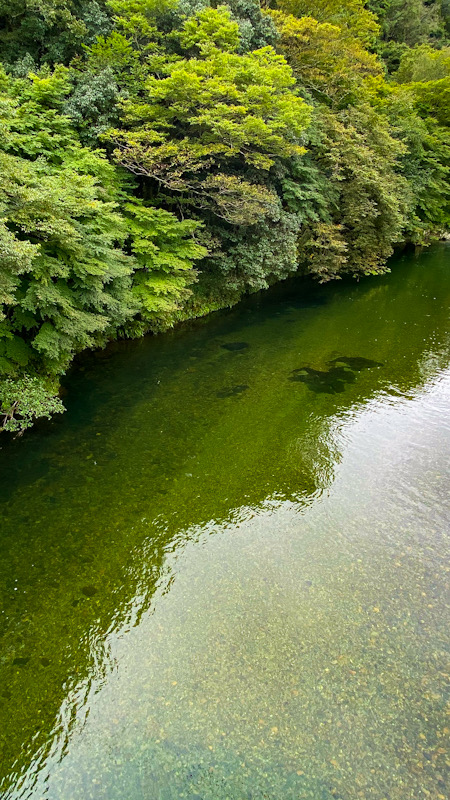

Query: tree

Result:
[201,209,302,294]
[0,146,136,374]
[108,7,311,224]
[367,0,444,48]
[373,74,450,241]
[226,0,279,52]
[124,201,207,330]
[269,11,381,105]
[273,0,380,46]
[0,376,64,433]
[0,66,207,389]
[0,0,111,68]
[300,105,409,279]
[393,43,450,83]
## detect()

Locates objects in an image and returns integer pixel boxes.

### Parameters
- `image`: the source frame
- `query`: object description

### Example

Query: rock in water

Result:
[81,584,98,597]
[327,356,383,370]
[220,342,249,351]
[216,384,249,398]
[290,366,353,394]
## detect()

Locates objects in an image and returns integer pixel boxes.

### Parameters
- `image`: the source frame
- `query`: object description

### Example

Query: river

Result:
[0,244,449,800]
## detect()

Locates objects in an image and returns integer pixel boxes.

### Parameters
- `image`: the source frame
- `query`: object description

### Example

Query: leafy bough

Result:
[0,376,64,434]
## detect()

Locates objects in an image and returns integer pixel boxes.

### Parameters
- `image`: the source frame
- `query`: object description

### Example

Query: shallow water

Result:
[0,245,449,800]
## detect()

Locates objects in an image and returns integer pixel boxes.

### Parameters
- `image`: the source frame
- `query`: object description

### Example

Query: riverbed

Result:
[0,244,449,800]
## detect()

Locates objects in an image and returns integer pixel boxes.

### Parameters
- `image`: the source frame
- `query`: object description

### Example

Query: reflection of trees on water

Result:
[0,246,449,798]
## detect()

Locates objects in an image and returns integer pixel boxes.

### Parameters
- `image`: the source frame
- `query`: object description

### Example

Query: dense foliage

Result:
[0,0,449,429]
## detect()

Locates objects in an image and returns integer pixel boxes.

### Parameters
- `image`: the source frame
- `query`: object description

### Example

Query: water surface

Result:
[0,245,449,800]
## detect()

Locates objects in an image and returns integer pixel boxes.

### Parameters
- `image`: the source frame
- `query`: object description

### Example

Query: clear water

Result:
[0,245,449,800]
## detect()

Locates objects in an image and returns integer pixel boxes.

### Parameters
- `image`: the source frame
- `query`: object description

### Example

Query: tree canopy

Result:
[0,0,449,429]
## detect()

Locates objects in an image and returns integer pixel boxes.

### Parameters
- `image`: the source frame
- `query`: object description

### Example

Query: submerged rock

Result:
[216,385,249,398]
[12,657,30,666]
[220,342,249,352]
[290,366,354,394]
[290,355,383,394]
[81,584,98,597]
[327,356,383,370]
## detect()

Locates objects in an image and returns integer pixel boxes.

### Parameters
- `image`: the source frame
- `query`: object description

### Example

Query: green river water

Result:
[0,245,449,800]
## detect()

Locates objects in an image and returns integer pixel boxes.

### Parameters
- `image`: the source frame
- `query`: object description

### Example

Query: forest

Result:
[0,0,449,431]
